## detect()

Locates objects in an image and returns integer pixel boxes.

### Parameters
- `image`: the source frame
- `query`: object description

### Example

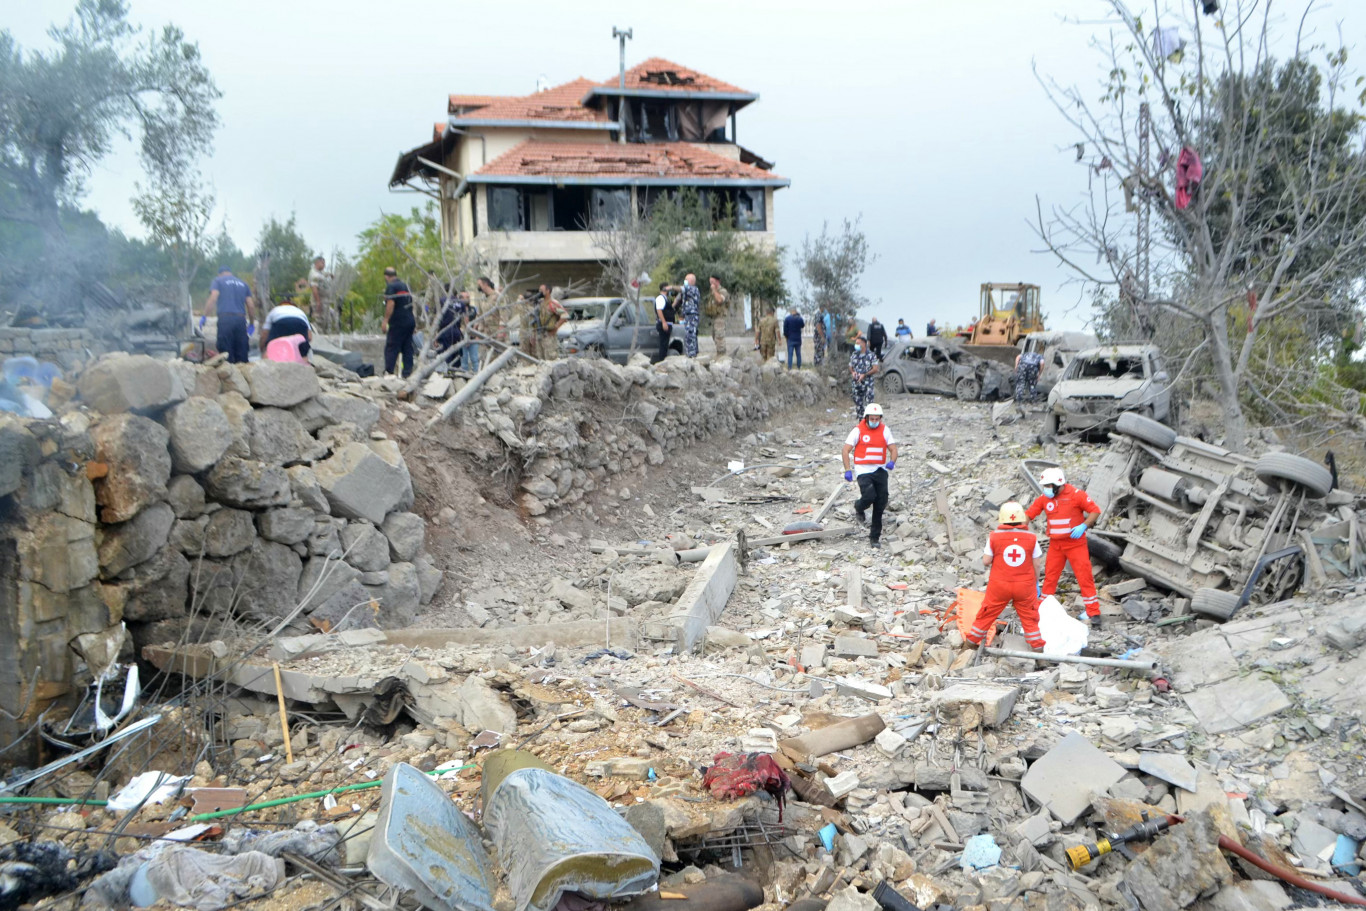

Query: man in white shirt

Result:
[840,402,899,549]
[651,281,675,365]
[261,301,313,357]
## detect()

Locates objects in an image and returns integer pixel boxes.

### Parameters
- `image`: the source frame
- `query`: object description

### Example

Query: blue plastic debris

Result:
[1333,834,1361,875]
[960,833,1002,870]
[818,823,837,853]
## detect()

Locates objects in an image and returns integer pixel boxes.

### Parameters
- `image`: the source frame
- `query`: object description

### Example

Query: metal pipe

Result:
[983,648,1159,673]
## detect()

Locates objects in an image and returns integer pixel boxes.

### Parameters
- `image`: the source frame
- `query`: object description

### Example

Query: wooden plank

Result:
[678,543,739,654]
[814,484,845,523]
[747,526,858,547]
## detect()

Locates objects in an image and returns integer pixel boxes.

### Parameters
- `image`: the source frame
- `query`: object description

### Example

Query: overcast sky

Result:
[9,1,1360,331]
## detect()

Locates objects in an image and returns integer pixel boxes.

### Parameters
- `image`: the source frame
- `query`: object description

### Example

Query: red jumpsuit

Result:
[968,525,1045,648]
[1026,484,1101,617]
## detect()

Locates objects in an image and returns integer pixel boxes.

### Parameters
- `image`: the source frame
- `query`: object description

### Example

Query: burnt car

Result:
[1044,344,1175,438]
[1016,330,1097,397]
[1041,413,1362,622]
[880,338,1012,401]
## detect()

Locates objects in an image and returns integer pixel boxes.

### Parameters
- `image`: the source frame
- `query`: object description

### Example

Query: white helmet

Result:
[1039,467,1066,488]
[863,403,884,418]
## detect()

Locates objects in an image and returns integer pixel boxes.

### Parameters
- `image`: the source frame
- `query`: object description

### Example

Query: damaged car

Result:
[557,297,684,364]
[1070,413,1360,621]
[880,338,1012,401]
[1043,344,1175,439]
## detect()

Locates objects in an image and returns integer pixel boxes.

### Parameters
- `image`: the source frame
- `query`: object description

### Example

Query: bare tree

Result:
[1036,0,1366,450]
[132,165,214,331]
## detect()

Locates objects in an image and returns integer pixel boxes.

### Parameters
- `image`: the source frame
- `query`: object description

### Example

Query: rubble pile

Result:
[7,357,1366,911]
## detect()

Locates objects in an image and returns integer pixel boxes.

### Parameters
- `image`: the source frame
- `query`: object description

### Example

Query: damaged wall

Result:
[452,354,827,517]
[0,327,92,369]
[0,353,444,758]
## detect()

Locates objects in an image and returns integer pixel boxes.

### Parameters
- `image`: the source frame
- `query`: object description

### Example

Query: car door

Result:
[604,299,636,361]
[925,347,955,393]
[899,345,930,390]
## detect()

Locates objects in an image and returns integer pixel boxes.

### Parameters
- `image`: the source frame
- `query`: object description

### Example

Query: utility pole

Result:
[612,27,632,88]
[611,27,633,144]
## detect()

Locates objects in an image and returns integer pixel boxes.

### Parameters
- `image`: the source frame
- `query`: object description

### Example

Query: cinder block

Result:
[931,684,1018,726]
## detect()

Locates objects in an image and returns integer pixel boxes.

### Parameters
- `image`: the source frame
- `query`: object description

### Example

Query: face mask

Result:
[855,345,864,353]
[866,418,880,427]
[1043,485,1058,498]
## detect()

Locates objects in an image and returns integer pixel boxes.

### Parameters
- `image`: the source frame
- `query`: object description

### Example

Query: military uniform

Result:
[813,316,827,366]
[1015,351,1043,403]
[707,286,729,356]
[757,313,779,361]
[849,348,878,418]
[535,297,564,360]
[680,282,701,357]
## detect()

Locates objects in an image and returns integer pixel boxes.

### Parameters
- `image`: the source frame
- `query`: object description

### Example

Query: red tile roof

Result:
[447,94,502,113]
[598,57,751,95]
[472,140,785,183]
[450,78,611,123]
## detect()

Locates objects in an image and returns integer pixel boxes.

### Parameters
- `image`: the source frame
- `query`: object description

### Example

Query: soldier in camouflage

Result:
[848,335,879,419]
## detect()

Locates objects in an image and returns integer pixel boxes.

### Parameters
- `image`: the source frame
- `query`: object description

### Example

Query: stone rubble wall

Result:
[0,327,93,370]
[458,354,828,516]
[0,353,442,754]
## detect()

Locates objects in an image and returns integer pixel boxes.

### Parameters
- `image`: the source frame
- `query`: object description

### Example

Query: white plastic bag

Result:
[1037,595,1088,655]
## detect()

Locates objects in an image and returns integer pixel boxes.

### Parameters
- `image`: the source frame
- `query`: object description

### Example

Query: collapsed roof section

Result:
[468,140,788,188]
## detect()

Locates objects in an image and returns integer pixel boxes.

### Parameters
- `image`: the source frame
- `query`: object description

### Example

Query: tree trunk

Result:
[1206,309,1247,451]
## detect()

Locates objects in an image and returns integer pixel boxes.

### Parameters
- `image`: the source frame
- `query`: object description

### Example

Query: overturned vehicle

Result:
[1057,413,1362,621]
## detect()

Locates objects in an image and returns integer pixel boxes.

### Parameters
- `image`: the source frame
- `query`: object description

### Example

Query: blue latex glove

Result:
[885,461,895,471]
[1036,582,1042,598]
[843,470,853,482]
[246,323,255,337]
[197,315,206,329]
[1069,524,1088,539]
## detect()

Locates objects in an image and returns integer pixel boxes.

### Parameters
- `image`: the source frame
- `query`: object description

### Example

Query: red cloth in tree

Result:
[1175,146,1203,210]
[702,752,791,820]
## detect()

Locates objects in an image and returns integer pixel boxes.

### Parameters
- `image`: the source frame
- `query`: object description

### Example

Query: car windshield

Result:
[562,302,609,322]
[1070,355,1146,380]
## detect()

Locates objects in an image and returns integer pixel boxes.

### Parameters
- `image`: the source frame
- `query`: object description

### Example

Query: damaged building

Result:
[388,57,788,293]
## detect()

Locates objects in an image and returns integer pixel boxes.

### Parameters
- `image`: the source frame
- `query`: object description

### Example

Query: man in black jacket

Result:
[867,317,888,360]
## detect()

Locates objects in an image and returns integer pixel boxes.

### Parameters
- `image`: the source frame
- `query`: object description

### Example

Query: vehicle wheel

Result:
[1254,452,1333,498]
[1190,588,1241,622]
[1042,412,1059,440]
[883,372,906,395]
[1116,411,1177,450]
[1088,535,1123,570]
[955,377,980,401]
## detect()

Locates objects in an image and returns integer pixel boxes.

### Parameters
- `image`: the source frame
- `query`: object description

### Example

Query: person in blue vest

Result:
[203,266,258,364]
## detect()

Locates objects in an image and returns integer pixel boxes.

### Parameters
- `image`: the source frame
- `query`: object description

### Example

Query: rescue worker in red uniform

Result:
[1026,467,1104,628]
[968,502,1045,649]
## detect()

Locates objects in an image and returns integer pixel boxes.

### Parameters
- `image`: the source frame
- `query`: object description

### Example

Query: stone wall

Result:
[0,327,93,370]
[456,354,827,516]
[0,353,442,758]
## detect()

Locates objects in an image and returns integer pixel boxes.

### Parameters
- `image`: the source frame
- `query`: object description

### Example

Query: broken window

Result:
[1073,356,1146,379]
[735,188,765,231]
[549,187,589,230]
[590,188,631,227]
[641,69,695,87]
[630,101,678,142]
[488,187,523,231]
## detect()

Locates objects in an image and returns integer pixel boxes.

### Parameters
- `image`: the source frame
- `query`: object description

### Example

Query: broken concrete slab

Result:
[383,619,639,652]
[931,684,1018,727]
[678,542,738,653]
[834,676,893,703]
[1183,676,1292,735]
[779,714,886,762]
[1192,881,1291,911]
[833,635,879,658]
[1139,752,1199,792]
[1021,732,1128,824]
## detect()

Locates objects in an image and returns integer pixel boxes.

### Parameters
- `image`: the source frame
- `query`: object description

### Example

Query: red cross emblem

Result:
[1003,544,1027,567]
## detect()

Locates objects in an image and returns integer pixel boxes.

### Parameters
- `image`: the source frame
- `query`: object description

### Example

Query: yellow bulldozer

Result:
[961,282,1045,365]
